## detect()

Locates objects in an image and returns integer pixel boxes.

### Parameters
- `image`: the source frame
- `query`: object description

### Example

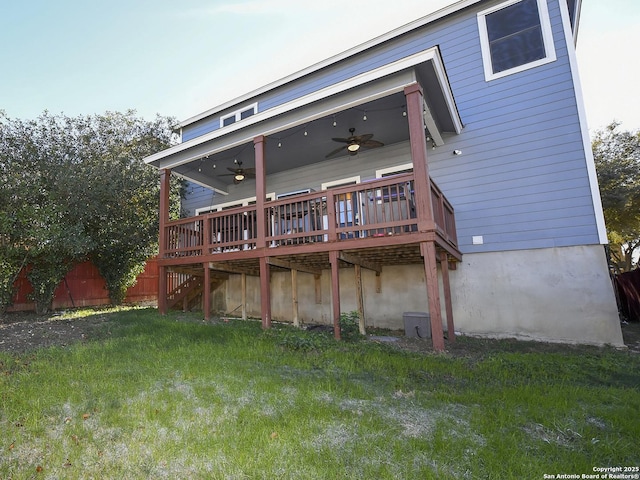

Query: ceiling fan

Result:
[325,127,384,158]
[219,160,256,184]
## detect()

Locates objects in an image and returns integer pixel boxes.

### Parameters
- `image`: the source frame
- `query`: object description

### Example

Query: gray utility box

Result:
[403,312,431,339]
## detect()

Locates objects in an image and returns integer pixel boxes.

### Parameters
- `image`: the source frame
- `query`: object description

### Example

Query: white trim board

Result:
[557,0,607,244]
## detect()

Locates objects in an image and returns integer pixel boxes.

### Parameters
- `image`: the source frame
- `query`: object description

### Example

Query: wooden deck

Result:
[156,85,460,351]
[160,173,460,265]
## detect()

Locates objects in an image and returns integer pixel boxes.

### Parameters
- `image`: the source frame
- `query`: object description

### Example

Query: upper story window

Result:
[220,103,258,128]
[477,0,556,81]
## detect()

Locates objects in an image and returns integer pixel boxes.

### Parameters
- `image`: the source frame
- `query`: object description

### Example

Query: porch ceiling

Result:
[146,49,462,194]
[174,92,412,191]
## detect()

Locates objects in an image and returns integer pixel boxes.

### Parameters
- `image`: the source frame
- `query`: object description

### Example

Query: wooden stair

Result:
[167,272,228,311]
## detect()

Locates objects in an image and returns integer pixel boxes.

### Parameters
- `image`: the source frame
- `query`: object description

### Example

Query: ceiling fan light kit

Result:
[325,127,384,158]
[347,143,360,152]
[218,159,256,184]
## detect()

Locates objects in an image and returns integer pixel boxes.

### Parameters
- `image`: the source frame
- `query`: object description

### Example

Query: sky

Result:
[1,0,638,133]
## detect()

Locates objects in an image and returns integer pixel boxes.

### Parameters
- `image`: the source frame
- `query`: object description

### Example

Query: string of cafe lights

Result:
[272,103,408,149]
[187,101,427,187]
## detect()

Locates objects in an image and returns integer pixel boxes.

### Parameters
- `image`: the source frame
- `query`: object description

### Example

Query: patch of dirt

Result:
[0,312,113,354]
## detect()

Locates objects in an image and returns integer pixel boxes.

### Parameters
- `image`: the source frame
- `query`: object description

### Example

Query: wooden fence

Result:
[7,258,158,312]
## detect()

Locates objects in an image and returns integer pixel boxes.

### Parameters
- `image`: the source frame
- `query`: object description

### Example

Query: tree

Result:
[77,112,179,304]
[592,122,640,273]
[0,111,32,312]
[0,111,180,313]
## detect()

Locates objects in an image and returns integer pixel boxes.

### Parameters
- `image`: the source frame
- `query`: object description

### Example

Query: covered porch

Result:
[146,48,463,351]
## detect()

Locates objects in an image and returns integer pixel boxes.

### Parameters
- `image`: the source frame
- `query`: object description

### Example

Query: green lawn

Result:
[1,308,638,479]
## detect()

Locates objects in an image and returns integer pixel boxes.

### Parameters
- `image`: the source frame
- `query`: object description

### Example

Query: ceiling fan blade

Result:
[227,167,239,174]
[360,140,384,148]
[245,172,256,178]
[325,145,348,158]
[331,137,350,143]
[243,167,256,174]
[353,134,374,143]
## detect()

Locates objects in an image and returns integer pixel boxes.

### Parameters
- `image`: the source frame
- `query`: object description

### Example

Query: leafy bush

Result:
[276,328,333,352]
[340,311,362,342]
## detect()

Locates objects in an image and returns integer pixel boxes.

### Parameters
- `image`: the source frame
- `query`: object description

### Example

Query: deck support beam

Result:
[439,251,455,343]
[259,257,271,329]
[291,269,299,327]
[254,135,272,329]
[266,257,321,276]
[407,82,447,352]
[338,251,381,274]
[421,241,445,352]
[355,265,366,334]
[241,273,247,320]
[158,266,168,315]
[203,263,211,321]
[314,275,322,304]
[158,169,171,315]
[329,250,341,340]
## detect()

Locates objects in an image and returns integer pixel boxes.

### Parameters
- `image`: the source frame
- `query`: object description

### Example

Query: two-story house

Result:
[144,0,624,349]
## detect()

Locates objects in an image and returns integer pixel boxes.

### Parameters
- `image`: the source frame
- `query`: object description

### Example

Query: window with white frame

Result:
[375,163,413,178]
[477,0,556,81]
[220,103,258,128]
[320,176,360,190]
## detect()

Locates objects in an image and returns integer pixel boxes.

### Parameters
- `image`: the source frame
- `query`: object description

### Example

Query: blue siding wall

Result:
[181,0,599,254]
[182,181,217,216]
[182,117,220,142]
[428,0,598,253]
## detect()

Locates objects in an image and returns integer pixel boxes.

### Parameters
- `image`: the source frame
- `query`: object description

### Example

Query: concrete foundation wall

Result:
[214,244,623,346]
[220,264,431,330]
[449,245,623,346]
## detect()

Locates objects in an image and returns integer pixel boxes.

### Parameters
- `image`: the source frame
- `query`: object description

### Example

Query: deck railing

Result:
[430,180,458,247]
[161,173,457,258]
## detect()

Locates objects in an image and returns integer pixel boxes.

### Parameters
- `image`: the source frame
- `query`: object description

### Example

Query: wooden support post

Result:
[158,169,171,315]
[254,136,267,248]
[203,263,211,321]
[241,273,247,320]
[259,256,271,329]
[158,266,167,315]
[404,83,435,232]
[292,269,299,327]
[314,274,322,304]
[439,251,455,343]
[329,250,341,340]
[327,192,337,243]
[159,169,171,255]
[355,265,366,335]
[421,242,445,352]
